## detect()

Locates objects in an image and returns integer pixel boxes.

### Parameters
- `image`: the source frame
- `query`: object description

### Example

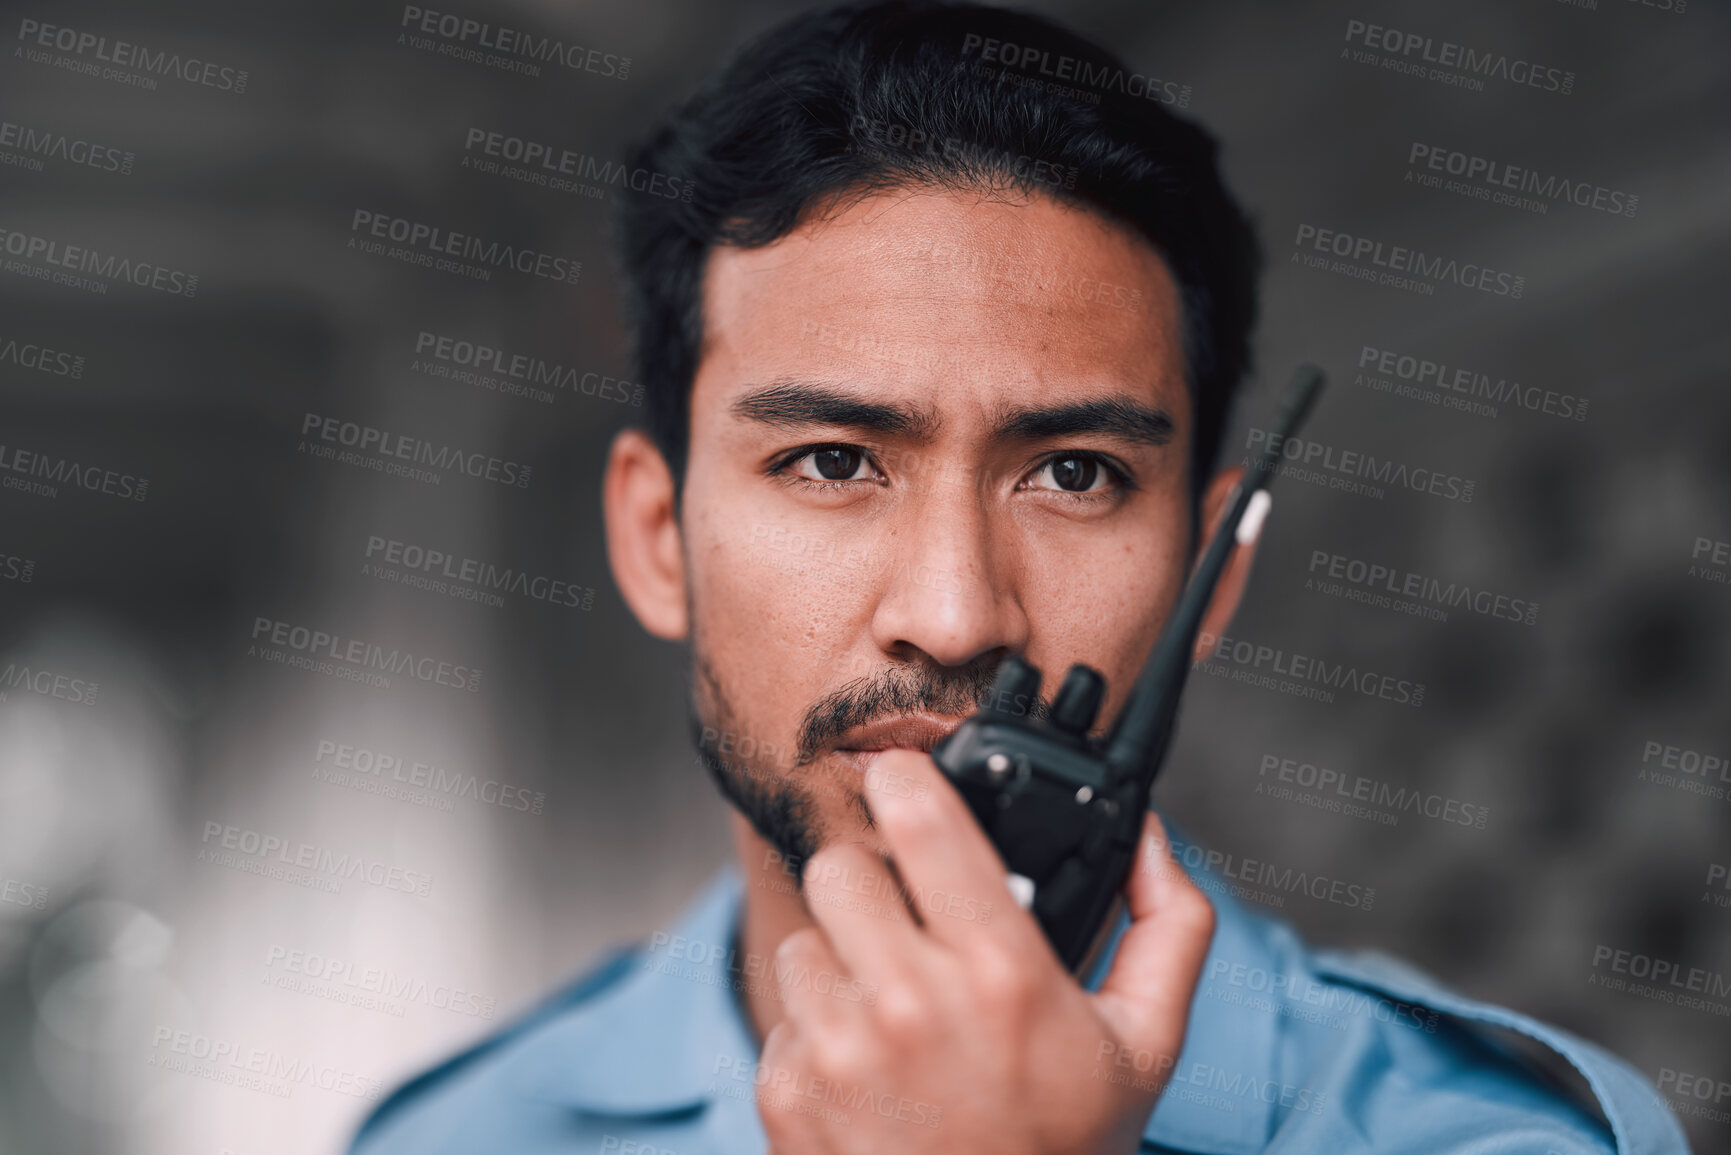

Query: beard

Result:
[687,640,1050,890]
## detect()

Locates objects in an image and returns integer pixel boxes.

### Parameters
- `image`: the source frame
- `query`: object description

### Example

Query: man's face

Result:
[680,185,1195,870]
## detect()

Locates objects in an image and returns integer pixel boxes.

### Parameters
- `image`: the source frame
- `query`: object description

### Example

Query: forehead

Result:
[693,185,1190,430]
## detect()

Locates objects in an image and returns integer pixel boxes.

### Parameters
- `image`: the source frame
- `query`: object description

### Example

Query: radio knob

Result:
[1050,664,1105,733]
[987,654,1041,717]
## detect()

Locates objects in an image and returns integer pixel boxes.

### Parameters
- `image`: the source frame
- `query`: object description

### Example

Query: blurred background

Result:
[0,0,1727,1151]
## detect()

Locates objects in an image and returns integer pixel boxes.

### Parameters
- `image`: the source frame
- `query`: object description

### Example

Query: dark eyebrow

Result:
[991,396,1176,448]
[729,379,938,438]
[728,379,1174,448]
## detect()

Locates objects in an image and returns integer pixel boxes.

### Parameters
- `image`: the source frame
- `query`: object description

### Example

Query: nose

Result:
[868,465,1030,669]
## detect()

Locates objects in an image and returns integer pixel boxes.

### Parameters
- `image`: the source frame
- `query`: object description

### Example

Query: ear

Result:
[1190,465,1264,664]
[602,429,689,641]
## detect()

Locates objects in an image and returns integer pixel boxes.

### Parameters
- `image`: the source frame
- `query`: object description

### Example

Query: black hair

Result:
[614,0,1261,514]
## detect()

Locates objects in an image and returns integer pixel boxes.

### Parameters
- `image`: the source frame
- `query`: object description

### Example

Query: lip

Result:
[834,713,968,757]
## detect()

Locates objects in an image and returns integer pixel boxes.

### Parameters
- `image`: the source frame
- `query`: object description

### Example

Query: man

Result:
[350,2,1687,1152]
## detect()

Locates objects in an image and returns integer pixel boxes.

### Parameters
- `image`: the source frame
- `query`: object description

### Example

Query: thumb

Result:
[1091,811,1216,1060]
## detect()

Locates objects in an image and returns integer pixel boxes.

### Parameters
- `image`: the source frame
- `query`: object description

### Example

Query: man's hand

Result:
[756,748,1216,1155]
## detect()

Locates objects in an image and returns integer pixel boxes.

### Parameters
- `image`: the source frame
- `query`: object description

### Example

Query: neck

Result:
[730,812,818,1047]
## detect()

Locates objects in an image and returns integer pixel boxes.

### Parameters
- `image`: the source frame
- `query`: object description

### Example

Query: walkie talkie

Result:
[929,364,1327,974]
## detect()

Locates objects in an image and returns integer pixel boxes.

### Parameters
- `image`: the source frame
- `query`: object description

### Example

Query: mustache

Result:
[793,654,1051,766]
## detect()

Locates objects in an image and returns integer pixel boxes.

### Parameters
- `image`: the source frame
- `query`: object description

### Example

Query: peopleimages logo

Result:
[299,412,532,490]
[0,118,134,175]
[643,931,879,1007]
[1637,739,1729,802]
[1204,956,1441,1034]
[1293,224,1524,299]
[248,617,482,692]
[0,441,148,502]
[1157,842,1377,912]
[1258,753,1489,829]
[1655,1068,1730,1127]
[849,114,1079,191]
[148,1025,381,1101]
[712,1054,943,1129]
[1406,143,1636,218]
[1703,863,1731,910]
[1341,18,1574,95]
[0,661,98,706]
[1356,344,1587,423]
[0,550,36,583]
[263,943,497,1020]
[198,820,434,899]
[1172,1062,1329,1117]
[313,739,545,816]
[1306,549,1539,626]
[1690,535,1731,590]
[1093,1043,1330,1116]
[0,225,198,297]
[1589,944,1731,1016]
[911,240,1147,316]
[15,18,250,93]
[398,5,630,79]
[747,522,966,598]
[1196,628,1426,708]
[1244,427,1474,504]
[461,129,689,201]
[363,534,595,611]
[959,32,1191,107]
[0,331,85,378]
[348,210,580,286]
[765,848,993,926]
[0,876,48,911]
[413,331,640,407]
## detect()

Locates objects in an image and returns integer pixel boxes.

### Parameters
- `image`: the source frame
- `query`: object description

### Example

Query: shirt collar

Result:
[504,869,754,1115]
[1096,830,1289,1155]
[503,834,1293,1155]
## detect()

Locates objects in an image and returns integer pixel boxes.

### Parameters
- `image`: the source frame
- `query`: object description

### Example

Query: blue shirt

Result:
[348,846,1689,1154]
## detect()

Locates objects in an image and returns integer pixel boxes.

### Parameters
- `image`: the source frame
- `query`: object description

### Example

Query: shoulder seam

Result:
[1308,949,1676,1155]
[347,943,642,1152]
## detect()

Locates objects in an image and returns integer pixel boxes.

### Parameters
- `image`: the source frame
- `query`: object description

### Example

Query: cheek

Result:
[685,504,864,714]
[1016,518,1186,716]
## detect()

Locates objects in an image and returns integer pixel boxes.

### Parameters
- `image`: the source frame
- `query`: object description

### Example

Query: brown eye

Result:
[1049,455,1098,492]
[1031,453,1115,494]
[790,446,871,482]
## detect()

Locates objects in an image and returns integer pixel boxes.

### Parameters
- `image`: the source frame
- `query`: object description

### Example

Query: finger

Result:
[770,924,867,1038]
[1092,811,1216,1050]
[760,1017,797,1067]
[801,840,926,981]
[756,1019,818,1153]
[863,749,1037,951]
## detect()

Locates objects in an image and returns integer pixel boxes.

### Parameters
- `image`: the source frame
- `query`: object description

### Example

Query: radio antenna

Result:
[1101,363,1326,787]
